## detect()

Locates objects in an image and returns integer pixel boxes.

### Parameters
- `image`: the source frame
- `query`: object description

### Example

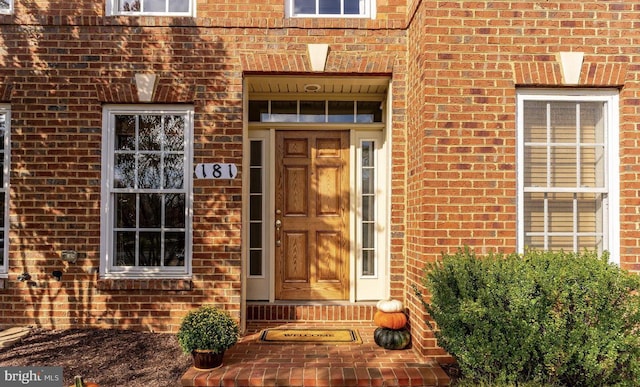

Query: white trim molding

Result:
[100,104,194,279]
[516,89,620,263]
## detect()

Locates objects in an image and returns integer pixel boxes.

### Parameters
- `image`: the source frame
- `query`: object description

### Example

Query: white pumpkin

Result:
[376,299,404,313]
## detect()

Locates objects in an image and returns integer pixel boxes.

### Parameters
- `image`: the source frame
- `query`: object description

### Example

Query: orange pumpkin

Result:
[373,310,407,330]
[69,382,99,387]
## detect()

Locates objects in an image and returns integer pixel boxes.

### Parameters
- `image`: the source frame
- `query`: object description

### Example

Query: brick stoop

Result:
[246,302,378,322]
[181,322,450,387]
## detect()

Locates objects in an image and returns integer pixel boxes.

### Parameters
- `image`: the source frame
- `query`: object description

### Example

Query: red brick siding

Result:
[405,0,640,359]
[513,61,628,86]
[7,0,407,29]
[0,3,409,334]
[3,0,640,363]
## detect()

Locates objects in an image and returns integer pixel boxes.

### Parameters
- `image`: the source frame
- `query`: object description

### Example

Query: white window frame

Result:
[106,0,196,17]
[0,0,13,15]
[247,137,267,280]
[285,0,376,18]
[0,106,9,277]
[245,131,271,301]
[353,130,388,300]
[356,137,378,278]
[100,105,194,279]
[516,89,620,263]
[244,127,389,302]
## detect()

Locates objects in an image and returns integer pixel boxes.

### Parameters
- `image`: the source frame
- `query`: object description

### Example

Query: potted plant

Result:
[70,376,99,387]
[177,305,240,370]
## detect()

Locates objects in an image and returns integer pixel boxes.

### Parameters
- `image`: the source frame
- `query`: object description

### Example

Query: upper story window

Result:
[0,0,13,15]
[100,105,193,279]
[517,89,619,262]
[286,0,374,18]
[106,0,195,16]
[0,106,9,277]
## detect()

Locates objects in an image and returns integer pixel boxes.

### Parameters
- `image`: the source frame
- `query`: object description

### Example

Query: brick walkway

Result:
[181,322,450,386]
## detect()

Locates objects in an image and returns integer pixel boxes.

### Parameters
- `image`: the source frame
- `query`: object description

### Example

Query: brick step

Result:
[246,302,377,322]
[182,364,448,386]
[181,322,450,387]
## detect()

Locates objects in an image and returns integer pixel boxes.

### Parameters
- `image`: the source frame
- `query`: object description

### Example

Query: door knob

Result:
[275,219,282,229]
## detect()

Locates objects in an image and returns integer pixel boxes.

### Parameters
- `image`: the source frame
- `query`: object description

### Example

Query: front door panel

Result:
[275,131,350,300]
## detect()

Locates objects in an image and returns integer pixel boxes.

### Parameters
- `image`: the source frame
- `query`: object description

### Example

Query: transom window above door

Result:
[249,100,382,123]
[286,0,374,18]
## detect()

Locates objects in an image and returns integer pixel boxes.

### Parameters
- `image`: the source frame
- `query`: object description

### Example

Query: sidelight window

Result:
[248,140,265,278]
[0,106,9,276]
[360,140,376,276]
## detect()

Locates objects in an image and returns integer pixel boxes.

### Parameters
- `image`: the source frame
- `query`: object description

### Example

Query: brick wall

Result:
[3,0,640,362]
[9,0,407,28]
[405,0,640,358]
[1,21,249,332]
[0,1,409,333]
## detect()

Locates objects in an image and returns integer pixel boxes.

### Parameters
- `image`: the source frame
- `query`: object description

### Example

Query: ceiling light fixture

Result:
[304,83,322,92]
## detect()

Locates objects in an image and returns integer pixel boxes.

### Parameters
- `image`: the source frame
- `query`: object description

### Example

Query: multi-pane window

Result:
[287,0,372,18]
[360,140,376,276]
[249,100,382,123]
[0,0,13,14]
[0,106,9,275]
[107,0,194,16]
[101,106,193,278]
[287,0,373,17]
[248,140,265,277]
[517,90,619,258]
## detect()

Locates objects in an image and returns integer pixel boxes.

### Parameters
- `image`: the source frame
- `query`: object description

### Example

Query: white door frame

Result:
[241,78,393,308]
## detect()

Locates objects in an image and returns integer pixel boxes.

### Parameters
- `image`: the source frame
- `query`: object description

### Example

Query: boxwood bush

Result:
[415,249,640,386]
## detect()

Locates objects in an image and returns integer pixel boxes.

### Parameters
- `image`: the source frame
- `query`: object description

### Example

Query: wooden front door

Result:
[275,131,350,300]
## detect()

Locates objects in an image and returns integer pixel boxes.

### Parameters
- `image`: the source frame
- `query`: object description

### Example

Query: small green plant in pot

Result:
[177,305,240,370]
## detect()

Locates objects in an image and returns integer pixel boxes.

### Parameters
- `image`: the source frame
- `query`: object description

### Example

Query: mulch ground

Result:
[0,328,192,387]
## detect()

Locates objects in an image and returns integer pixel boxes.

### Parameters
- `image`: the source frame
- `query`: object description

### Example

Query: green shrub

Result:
[177,306,239,354]
[415,248,640,386]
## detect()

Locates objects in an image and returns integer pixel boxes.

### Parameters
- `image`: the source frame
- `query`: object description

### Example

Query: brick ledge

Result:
[97,278,192,291]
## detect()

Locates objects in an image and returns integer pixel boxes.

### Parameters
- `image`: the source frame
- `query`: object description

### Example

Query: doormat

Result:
[258,328,362,344]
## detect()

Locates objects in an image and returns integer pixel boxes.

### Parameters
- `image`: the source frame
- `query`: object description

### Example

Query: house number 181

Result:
[195,163,238,179]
